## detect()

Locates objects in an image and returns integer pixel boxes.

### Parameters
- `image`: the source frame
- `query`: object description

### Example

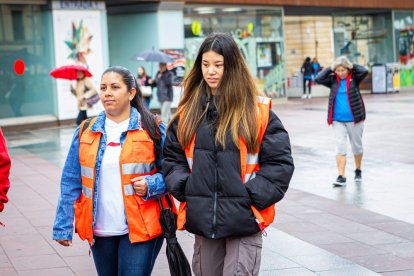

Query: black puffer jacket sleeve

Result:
[162,120,189,202]
[315,67,334,87]
[352,64,368,85]
[244,111,294,210]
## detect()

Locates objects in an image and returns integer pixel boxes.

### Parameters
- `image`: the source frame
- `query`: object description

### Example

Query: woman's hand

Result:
[131,176,148,196]
[56,240,72,246]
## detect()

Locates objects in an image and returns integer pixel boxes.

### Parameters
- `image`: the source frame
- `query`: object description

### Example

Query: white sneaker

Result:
[301,94,307,99]
[308,94,312,99]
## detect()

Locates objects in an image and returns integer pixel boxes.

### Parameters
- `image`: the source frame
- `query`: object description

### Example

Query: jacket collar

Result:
[90,106,141,133]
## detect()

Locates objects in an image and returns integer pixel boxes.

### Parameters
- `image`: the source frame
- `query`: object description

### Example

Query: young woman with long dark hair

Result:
[163,33,294,276]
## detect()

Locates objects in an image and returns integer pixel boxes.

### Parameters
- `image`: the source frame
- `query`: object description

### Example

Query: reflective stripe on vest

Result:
[75,120,164,244]
[177,96,275,231]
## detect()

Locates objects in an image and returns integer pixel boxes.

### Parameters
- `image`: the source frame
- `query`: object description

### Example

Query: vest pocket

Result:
[74,194,91,241]
[132,194,162,239]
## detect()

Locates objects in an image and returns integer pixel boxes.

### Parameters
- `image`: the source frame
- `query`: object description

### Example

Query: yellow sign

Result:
[192,20,201,36]
[247,22,254,33]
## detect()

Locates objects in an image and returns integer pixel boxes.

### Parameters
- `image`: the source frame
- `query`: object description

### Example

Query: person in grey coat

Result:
[150,63,174,122]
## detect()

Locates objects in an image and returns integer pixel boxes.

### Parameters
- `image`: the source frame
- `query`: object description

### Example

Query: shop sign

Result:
[52,1,105,10]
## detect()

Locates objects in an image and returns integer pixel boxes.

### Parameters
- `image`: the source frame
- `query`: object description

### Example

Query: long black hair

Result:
[102,66,161,159]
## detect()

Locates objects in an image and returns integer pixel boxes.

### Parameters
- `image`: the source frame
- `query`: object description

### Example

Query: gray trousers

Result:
[160,101,172,123]
[192,233,262,276]
[332,121,364,155]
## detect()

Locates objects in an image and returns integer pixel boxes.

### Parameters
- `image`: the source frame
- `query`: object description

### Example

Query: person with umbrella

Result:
[148,63,174,123]
[163,33,294,276]
[50,65,97,125]
[71,70,97,125]
[53,66,168,275]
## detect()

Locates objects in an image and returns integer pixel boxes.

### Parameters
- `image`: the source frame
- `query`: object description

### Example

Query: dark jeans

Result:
[76,110,88,126]
[91,234,163,276]
[144,97,151,108]
[303,78,312,94]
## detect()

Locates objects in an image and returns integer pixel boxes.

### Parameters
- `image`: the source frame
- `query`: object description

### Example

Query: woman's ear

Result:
[129,88,137,101]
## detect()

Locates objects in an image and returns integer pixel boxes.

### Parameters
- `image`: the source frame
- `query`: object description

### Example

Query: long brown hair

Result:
[171,33,261,152]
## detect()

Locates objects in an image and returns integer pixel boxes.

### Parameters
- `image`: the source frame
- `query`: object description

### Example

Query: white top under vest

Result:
[93,118,130,237]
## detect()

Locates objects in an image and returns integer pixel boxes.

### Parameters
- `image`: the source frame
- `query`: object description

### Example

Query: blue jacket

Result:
[53,107,166,241]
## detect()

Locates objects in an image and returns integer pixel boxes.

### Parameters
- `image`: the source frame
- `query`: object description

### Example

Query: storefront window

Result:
[183,6,285,98]
[0,4,55,119]
[393,11,414,87]
[333,13,393,65]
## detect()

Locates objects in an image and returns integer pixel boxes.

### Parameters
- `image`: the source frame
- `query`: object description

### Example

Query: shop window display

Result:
[183,6,286,98]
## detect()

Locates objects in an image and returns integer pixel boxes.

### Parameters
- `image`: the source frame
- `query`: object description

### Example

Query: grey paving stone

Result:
[345,231,407,246]
[0,247,13,269]
[348,254,414,273]
[0,234,55,258]
[259,267,317,276]
[0,267,18,276]
[317,265,379,275]
[10,254,66,271]
[63,255,97,275]
[382,270,414,276]
[291,231,354,245]
[17,267,75,276]
[288,253,354,271]
[318,242,387,258]
[373,242,414,259]
[260,249,300,271]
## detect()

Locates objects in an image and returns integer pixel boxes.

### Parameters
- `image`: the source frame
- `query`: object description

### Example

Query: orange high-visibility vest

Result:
[75,118,172,244]
[177,96,275,232]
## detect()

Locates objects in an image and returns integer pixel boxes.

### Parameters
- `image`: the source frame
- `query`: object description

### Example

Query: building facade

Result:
[1,0,414,127]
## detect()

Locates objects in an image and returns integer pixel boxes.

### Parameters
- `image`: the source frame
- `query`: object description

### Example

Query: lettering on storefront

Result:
[53,1,105,10]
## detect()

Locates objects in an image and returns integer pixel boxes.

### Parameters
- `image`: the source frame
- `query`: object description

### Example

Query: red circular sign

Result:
[14,59,25,75]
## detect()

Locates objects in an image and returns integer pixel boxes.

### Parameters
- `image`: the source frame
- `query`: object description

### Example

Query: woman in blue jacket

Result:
[53,66,166,276]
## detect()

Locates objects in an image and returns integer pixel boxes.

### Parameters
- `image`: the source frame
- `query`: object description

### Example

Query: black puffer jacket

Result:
[315,64,368,124]
[162,99,294,239]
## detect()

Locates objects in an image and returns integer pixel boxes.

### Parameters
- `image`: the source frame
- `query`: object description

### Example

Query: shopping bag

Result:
[140,86,152,97]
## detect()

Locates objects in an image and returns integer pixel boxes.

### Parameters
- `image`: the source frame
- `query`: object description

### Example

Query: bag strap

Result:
[158,195,173,210]
[78,117,94,140]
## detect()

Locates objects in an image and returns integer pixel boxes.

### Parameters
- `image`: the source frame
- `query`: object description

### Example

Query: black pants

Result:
[76,110,87,126]
[303,78,312,95]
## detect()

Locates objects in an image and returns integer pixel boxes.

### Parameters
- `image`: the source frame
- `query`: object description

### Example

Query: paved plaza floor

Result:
[1,92,414,275]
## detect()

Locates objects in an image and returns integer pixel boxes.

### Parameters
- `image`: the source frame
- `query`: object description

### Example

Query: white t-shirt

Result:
[93,118,130,237]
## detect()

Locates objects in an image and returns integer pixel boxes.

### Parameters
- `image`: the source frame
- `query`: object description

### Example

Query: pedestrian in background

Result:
[315,56,368,186]
[149,63,173,123]
[53,66,167,275]
[137,66,153,108]
[312,57,321,80]
[163,33,294,276]
[301,56,314,99]
[0,128,11,215]
[71,70,97,125]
